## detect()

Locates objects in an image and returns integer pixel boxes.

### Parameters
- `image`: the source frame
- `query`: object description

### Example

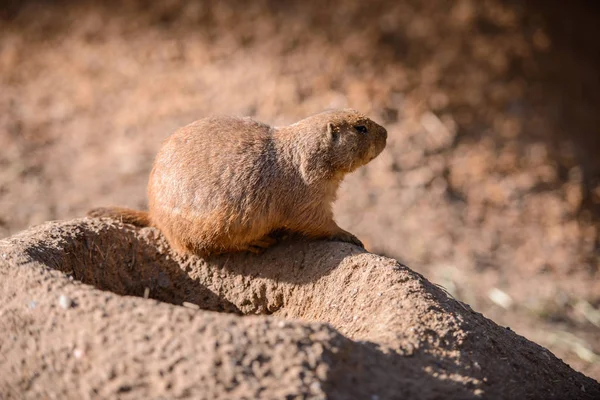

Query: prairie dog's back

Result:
[150,117,275,212]
[148,116,293,254]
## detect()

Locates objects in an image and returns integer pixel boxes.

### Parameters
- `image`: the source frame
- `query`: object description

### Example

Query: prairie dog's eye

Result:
[354,125,368,134]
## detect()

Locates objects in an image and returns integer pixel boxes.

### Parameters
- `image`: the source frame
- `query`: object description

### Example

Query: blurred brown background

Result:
[1,0,599,381]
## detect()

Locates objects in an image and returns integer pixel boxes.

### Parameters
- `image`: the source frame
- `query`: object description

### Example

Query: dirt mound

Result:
[0,219,597,399]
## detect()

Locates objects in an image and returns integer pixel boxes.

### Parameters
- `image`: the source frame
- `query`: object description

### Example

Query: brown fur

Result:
[88,109,387,256]
[87,207,150,227]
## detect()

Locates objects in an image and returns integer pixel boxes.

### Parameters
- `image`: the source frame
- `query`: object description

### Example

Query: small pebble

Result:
[182,302,200,310]
[309,381,322,393]
[143,287,150,299]
[488,288,513,309]
[59,294,73,309]
[28,301,37,310]
[73,348,85,359]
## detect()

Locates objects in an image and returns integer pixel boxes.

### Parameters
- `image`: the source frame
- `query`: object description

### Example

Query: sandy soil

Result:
[1,218,599,399]
[1,0,599,389]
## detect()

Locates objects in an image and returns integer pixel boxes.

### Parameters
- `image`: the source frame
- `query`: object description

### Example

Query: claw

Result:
[330,230,364,248]
[244,235,278,254]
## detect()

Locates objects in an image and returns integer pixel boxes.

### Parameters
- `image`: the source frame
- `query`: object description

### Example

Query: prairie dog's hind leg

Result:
[241,234,279,254]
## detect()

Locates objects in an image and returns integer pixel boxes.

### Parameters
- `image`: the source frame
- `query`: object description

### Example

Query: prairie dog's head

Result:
[319,108,387,173]
[288,109,387,184]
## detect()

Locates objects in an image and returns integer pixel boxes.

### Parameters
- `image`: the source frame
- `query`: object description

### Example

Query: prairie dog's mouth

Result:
[367,142,385,161]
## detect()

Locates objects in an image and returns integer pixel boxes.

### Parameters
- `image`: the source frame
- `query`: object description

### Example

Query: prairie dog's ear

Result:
[327,122,339,141]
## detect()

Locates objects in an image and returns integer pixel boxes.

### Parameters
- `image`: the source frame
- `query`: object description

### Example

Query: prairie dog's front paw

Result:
[330,230,364,248]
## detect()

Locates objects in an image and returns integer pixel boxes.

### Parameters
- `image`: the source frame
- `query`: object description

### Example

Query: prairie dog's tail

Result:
[87,206,150,227]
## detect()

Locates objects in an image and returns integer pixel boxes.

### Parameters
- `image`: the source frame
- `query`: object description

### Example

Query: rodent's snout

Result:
[376,124,387,146]
[380,129,388,149]
[367,124,387,161]
[372,122,387,141]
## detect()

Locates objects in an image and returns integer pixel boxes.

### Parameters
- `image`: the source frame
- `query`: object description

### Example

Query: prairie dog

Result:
[89,109,387,256]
